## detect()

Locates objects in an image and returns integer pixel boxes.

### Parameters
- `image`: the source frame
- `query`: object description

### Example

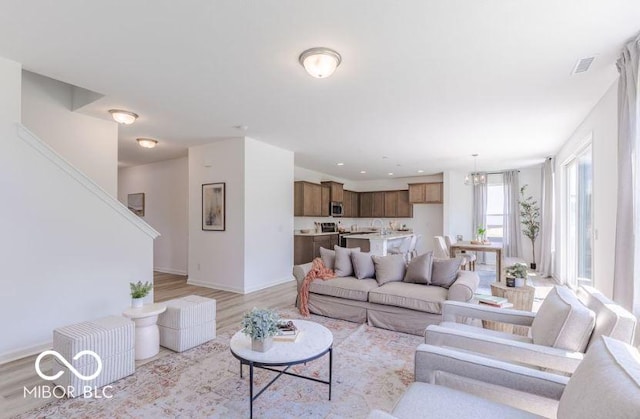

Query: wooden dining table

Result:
[449,241,504,282]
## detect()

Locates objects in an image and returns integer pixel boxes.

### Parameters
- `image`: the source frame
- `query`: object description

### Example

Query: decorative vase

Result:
[515,277,526,287]
[131,297,144,308]
[506,277,515,287]
[530,262,537,270]
[251,337,273,352]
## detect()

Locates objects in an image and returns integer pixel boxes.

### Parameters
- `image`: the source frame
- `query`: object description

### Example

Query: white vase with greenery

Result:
[129,281,153,308]
[241,308,280,352]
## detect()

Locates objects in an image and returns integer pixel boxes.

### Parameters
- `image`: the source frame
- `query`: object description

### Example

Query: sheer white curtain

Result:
[538,158,555,278]
[472,176,488,263]
[502,170,522,258]
[614,34,640,317]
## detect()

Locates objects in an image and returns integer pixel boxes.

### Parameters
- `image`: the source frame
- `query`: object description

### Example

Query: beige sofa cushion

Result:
[368,282,448,314]
[334,246,360,277]
[351,252,376,279]
[557,336,640,419]
[319,247,335,270]
[373,254,406,285]
[309,277,378,302]
[577,285,637,347]
[404,251,433,284]
[531,287,595,352]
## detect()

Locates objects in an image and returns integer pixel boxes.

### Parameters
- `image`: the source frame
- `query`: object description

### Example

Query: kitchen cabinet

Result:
[294,234,339,264]
[294,181,323,216]
[321,186,330,216]
[372,192,385,217]
[408,182,443,204]
[343,190,359,217]
[397,190,412,217]
[384,191,398,217]
[321,181,344,203]
[359,192,373,217]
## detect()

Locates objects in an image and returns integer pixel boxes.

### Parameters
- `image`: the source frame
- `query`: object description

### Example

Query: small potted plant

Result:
[476,226,487,243]
[241,308,280,352]
[129,281,153,308]
[505,263,528,287]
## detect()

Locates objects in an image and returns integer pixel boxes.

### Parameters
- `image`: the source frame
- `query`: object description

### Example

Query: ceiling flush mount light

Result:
[417,170,424,173]
[336,162,344,166]
[109,109,138,125]
[299,47,342,78]
[360,170,367,174]
[464,154,487,186]
[136,138,158,149]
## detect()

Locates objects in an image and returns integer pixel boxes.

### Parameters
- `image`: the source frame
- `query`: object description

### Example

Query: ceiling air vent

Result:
[572,56,596,75]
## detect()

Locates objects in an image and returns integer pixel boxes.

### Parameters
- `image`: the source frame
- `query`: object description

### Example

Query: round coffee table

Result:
[230,319,333,418]
[122,303,167,360]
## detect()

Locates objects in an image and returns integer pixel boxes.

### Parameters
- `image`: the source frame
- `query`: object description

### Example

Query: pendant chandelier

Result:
[464,154,487,186]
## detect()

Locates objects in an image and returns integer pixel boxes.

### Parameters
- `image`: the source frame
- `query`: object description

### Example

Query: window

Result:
[486,174,504,242]
[563,144,593,287]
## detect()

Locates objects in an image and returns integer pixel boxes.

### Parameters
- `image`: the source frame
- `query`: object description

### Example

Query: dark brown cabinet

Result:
[321,181,344,203]
[321,186,330,216]
[294,233,339,265]
[397,190,412,217]
[408,182,443,204]
[343,190,359,217]
[384,191,398,217]
[294,181,323,216]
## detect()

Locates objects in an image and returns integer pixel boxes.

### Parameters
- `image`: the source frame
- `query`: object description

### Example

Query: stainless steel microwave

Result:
[330,201,343,217]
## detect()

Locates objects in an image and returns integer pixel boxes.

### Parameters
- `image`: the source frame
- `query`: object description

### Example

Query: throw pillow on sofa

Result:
[404,251,433,284]
[430,258,462,288]
[372,254,406,285]
[333,246,360,277]
[351,252,376,279]
[320,247,336,270]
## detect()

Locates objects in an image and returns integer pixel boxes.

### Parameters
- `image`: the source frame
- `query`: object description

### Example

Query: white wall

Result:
[244,138,294,292]
[119,157,189,275]
[188,138,295,293]
[0,57,156,362]
[443,170,473,240]
[553,81,618,297]
[21,71,118,196]
[188,139,245,292]
[293,168,443,254]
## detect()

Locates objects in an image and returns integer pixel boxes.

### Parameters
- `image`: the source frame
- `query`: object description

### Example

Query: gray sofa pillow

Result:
[351,252,376,279]
[431,258,462,288]
[334,246,360,277]
[320,247,335,270]
[372,254,406,285]
[404,251,433,284]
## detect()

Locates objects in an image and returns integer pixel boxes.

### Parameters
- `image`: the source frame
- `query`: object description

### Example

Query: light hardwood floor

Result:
[0,273,298,419]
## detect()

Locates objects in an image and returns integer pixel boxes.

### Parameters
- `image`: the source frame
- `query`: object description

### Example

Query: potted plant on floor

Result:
[519,185,541,270]
[241,308,280,352]
[505,263,528,287]
[129,281,153,308]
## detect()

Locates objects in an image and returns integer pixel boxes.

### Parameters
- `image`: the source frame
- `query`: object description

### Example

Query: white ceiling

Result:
[1,1,638,179]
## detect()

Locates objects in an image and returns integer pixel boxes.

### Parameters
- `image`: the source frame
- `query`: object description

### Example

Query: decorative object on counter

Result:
[241,307,280,352]
[202,182,225,231]
[129,280,153,308]
[456,234,463,242]
[505,262,528,287]
[127,192,145,217]
[300,229,313,234]
[519,184,540,270]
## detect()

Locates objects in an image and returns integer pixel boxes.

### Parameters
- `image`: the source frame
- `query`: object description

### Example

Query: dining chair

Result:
[434,236,474,270]
[445,235,476,271]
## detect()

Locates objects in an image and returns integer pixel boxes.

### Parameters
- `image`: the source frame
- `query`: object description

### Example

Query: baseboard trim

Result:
[244,276,295,294]
[154,267,188,276]
[0,341,51,365]
[186,278,244,294]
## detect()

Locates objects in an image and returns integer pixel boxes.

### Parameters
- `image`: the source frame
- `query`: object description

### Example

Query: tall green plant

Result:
[519,185,540,266]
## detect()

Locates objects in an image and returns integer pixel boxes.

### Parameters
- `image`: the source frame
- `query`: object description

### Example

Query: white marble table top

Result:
[346,232,414,240]
[230,319,333,364]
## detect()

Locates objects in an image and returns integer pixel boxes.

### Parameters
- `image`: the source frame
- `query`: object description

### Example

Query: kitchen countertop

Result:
[346,232,414,240]
[294,231,339,236]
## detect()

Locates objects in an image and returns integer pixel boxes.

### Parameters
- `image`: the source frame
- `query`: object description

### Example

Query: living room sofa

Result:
[293,258,479,335]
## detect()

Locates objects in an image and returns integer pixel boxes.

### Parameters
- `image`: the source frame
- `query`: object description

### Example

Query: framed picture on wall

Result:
[127,193,145,217]
[202,182,225,231]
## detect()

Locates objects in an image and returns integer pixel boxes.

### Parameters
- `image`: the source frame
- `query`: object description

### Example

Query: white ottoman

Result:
[158,295,216,352]
[53,315,135,398]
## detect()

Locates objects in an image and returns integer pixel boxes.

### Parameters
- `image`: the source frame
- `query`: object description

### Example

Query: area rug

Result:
[18,308,423,418]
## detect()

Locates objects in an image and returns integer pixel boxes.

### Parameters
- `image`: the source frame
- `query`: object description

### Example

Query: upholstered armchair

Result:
[369,336,640,419]
[424,285,636,374]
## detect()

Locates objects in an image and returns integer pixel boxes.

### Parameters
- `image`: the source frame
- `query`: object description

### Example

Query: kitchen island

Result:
[345,232,414,256]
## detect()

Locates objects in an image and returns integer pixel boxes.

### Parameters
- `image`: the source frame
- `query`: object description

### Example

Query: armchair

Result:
[369,336,640,419]
[424,285,636,374]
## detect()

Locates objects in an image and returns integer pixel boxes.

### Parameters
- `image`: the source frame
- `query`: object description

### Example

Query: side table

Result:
[486,282,535,336]
[123,303,167,360]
